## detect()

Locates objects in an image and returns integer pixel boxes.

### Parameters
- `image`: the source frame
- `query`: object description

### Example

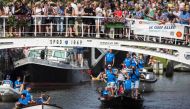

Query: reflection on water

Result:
[1,72,190,109]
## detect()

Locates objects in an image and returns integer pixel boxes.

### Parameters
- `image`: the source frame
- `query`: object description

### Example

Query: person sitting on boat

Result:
[124,74,132,97]
[2,75,13,87]
[91,68,106,82]
[122,52,131,69]
[15,93,29,108]
[105,49,115,68]
[21,85,34,103]
[14,76,23,92]
[105,64,117,96]
[131,53,138,68]
[138,54,145,71]
[129,65,140,99]
[36,93,51,105]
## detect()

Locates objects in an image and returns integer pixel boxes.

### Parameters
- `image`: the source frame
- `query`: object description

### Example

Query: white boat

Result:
[125,68,157,92]
[139,69,157,92]
[14,47,91,88]
[0,84,20,102]
[22,104,63,109]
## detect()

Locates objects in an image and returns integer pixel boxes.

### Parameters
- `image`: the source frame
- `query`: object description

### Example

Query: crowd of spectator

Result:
[0,0,189,45]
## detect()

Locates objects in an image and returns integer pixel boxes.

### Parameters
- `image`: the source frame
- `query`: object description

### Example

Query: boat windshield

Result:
[53,50,66,59]
[28,50,40,58]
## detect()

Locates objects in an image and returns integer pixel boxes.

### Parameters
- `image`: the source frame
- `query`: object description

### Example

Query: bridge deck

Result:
[0,16,189,65]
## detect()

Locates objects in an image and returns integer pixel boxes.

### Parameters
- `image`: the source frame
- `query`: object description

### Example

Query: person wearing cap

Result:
[105,64,117,96]
[129,65,140,99]
[105,49,115,67]
[21,85,33,103]
[14,76,23,92]
[15,93,29,108]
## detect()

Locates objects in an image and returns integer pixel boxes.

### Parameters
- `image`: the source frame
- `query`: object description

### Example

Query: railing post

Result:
[96,17,100,38]
[34,16,37,37]
[50,22,52,37]
[175,39,177,45]
[81,23,83,37]
[128,28,130,40]
[65,17,68,37]
[159,36,162,43]
[3,17,6,37]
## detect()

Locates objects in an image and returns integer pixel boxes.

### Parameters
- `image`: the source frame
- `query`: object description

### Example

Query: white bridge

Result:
[0,37,189,65]
[0,16,189,66]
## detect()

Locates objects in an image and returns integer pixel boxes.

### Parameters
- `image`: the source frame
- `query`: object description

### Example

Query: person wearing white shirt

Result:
[95,3,103,38]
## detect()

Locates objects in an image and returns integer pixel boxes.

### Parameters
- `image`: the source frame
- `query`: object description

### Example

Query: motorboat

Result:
[18,104,63,109]
[13,47,91,88]
[124,68,157,92]
[0,82,20,102]
[139,69,157,92]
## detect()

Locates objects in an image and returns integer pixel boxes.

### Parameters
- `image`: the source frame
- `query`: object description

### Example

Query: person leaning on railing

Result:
[13,0,32,37]
[83,2,94,37]
[65,2,75,37]
[43,1,56,36]
[53,2,64,36]
[33,3,43,36]
[76,3,84,36]
[178,7,190,45]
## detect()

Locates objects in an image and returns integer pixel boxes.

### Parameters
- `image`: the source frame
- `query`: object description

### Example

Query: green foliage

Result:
[154,57,168,68]
[105,22,125,29]
[7,15,17,27]
[7,15,31,27]
[0,0,12,6]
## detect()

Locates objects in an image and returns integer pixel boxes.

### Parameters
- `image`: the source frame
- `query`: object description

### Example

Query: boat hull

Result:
[100,96,143,109]
[0,86,20,102]
[140,81,156,92]
[140,71,157,92]
[14,59,91,88]
[21,104,62,109]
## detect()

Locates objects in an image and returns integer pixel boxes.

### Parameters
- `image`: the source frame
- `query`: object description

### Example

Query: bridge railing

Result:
[0,15,189,46]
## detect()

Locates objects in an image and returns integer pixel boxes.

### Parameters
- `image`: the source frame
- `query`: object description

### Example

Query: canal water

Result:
[1,72,190,109]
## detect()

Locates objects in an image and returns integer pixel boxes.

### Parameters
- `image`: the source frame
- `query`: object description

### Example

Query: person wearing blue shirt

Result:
[36,93,51,105]
[105,64,116,96]
[56,4,64,35]
[179,9,190,25]
[22,86,32,102]
[131,53,138,67]
[105,49,115,67]
[123,52,131,69]
[14,76,22,92]
[124,76,131,91]
[129,66,140,99]
[138,54,145,70]
[15,93,29,108]
[124,75,132,97]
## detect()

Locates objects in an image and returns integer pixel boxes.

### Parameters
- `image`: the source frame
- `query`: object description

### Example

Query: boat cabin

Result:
[27,47,72,63]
